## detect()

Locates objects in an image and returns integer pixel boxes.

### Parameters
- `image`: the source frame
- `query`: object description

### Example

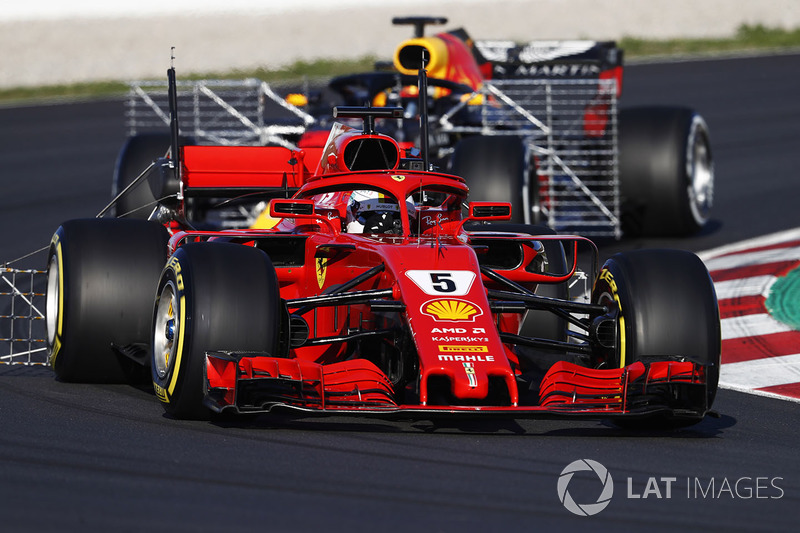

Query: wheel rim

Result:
[686,116,714,226]
[593,270,627,369]
[595,292,624,368]
[46,254,60,346]
[153,281,179,380]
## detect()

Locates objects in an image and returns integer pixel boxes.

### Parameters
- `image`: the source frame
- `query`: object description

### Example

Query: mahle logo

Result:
[557,459,614,516]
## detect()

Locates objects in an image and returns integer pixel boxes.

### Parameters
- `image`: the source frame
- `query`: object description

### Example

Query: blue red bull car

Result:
[45,66,721,427]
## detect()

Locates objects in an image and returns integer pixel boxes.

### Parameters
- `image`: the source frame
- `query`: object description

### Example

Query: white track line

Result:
[716,382,800,405]
[697,227,800,262]
[703,246,800,272]
[721,313,794,340]
[698,228,800,402]
[713,274,775,300]
[720,353,800,389]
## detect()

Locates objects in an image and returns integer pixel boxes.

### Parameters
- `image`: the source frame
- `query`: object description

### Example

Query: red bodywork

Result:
[166,122,708,420]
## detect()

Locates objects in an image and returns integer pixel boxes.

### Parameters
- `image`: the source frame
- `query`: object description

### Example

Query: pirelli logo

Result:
[438,345,489,353]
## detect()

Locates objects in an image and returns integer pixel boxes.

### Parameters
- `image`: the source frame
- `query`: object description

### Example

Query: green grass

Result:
[225,56,380,82]
[620,24,800,57]
[0,81,130,103]
[0,56,380,104]
[2,24,799,104]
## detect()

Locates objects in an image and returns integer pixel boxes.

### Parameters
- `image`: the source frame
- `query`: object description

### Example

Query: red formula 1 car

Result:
[44,66,721,426]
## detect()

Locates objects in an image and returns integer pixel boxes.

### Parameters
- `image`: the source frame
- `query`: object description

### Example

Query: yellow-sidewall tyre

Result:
[151,242,281,420]
[592,249,721,419]
[47,219,169,382]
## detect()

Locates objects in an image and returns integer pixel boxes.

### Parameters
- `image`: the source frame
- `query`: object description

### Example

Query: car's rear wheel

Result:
[112,133,173,219]
[618,106,714,236]
[46,219,169,382]
[450,136,539,225]
[151,242,282,420]
[591,249,721,424]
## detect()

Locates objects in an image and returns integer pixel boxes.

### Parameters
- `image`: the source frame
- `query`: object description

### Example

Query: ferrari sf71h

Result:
[42,64,721,427]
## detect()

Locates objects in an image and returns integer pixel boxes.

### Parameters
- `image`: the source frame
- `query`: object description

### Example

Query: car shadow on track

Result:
[1,366,736,438]
[207,410,736,438]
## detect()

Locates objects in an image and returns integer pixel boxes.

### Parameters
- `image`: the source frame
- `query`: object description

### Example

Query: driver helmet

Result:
[346,190,405,234]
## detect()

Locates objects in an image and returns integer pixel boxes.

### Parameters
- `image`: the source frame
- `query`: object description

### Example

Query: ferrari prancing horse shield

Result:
[316,257,327,289]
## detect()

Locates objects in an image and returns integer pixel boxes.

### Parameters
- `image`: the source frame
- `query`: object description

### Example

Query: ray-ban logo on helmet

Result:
[557,459,614,516]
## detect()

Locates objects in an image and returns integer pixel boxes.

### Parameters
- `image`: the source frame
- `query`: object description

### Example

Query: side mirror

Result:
[269,198,315,217]
[269,198,340,235]
[148,157,180,208]
[467,202,512,221]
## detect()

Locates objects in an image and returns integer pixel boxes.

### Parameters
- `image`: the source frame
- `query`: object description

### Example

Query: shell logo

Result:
[421,299,483,322]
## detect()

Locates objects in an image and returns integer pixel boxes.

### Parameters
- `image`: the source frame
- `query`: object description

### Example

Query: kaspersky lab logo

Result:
[557,459,614,516]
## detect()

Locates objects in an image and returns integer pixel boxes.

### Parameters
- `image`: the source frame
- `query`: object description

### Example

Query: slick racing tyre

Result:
[618,106,714,236]
[450,136,540,225]
[591,249,721,424]
[151,243,282,420]
[113,133,192,219]
[46,219,170,382]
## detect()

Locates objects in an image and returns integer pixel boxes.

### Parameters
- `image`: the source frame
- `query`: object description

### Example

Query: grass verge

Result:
[620,24,800,57]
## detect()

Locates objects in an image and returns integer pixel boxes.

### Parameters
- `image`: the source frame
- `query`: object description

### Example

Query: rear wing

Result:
[180,145,324,196]
[474,40,622,79]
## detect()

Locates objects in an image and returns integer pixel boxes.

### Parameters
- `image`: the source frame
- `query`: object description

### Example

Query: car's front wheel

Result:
[591,249,721,424]
[151,242,282,419]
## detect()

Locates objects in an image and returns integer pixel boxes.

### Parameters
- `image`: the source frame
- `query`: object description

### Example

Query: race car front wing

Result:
[203,351,709,420]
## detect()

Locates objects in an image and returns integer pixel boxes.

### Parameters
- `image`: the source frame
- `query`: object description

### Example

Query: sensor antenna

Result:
[167,47,181,186]
[418,50,430,171]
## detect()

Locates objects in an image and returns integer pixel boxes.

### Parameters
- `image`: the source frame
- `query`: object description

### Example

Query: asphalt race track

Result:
[1,53,799,531]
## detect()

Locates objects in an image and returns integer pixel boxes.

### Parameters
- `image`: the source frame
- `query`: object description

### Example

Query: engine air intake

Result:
[343,138,399,171]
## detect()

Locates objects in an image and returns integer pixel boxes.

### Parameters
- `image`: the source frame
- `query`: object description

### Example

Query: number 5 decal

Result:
[405,270,476,296]
[430,273,456,293]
